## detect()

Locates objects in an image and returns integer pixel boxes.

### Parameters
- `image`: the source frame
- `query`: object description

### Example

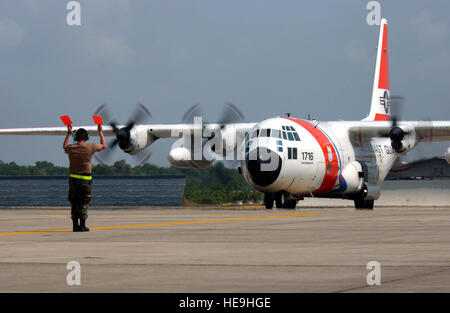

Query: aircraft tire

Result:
[354,198,374,210]
[264,193,274,209]
[275,191,287,208]
[286,199,297,209]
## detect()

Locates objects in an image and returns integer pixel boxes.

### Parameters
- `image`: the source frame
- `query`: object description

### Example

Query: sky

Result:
[0,0,449,167]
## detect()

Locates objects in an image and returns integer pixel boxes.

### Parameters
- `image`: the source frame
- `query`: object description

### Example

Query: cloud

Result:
[409,11,450,71]
[415,50,450,71]
[0,18,25,47]
[84,34,135,64]
[24,0,40,12]
[410,11,449,43]
[86,0,130,18]
[344,41,373,70]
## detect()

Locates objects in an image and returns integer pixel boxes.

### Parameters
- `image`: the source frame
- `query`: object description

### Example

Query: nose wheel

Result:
[270,191,297,209]
[264,193,274,209]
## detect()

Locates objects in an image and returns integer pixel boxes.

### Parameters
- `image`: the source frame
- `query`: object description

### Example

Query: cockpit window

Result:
[279,125,301,141]
[259,129,271,137]
[252,127,299,141]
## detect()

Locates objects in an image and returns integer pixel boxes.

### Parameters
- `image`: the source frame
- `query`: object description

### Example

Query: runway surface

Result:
[1,206,450,292]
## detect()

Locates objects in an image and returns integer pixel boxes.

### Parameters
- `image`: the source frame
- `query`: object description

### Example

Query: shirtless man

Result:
[63,125,106,232]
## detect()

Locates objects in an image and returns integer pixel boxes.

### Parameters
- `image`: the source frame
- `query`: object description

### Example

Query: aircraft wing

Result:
[0,123,257,138]
[148,123,257,138]
[348,121,450,144]
[0,126,116,136]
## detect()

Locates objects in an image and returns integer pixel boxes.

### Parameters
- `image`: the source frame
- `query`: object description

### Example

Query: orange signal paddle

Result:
[60,115,72,126]
[93,115,103,125]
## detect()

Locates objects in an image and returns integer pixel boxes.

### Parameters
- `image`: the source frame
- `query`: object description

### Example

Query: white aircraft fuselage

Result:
[240,118,397,200]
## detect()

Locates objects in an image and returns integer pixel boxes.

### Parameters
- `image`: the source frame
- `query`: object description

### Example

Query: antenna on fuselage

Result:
[284,112,291,117]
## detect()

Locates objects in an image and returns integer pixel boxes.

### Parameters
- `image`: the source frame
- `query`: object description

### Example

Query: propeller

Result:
[214,103,245,167]
[384,96,432,154]
[180,102,246,167]
[181,103,203,124]
[93,103,152,165]
[375,95,409,152]
[181,102,245,134]
[387,96,406,151]
[218,102,245,129]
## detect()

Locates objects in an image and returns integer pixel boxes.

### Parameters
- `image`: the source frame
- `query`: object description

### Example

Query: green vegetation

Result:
[0,160,262,204]
[0,161,67,176]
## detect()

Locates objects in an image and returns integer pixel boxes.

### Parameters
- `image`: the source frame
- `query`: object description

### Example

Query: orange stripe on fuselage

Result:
[283,118,339,195]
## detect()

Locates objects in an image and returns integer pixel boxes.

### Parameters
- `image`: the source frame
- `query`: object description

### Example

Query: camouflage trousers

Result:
[68,177,92,220]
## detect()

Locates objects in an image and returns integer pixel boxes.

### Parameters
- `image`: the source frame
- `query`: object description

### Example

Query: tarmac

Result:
[1,206,450,292]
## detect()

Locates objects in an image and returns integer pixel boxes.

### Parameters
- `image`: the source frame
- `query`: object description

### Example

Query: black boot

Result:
[79,219,90,232]
[72,218,80,232]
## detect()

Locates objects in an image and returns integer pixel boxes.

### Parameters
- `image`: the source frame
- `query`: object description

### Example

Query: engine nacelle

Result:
[168,147,214,169]
[340,161,364,194]
[390,125,416,154]
[124,125,157,155]
[363,184,381,200]
[446,147,450,164]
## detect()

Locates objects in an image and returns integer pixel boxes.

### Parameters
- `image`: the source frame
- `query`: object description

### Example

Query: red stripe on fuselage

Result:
[374,113,390,121]
[283,118,339,195]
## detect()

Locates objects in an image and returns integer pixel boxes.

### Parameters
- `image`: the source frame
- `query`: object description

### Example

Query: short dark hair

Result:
[74,128,89,142]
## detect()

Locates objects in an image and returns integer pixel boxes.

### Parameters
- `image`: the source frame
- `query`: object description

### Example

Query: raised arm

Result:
[97,125,107,151]
[63,125,72,149]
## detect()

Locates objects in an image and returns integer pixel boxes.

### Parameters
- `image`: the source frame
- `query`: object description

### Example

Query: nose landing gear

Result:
[264,193,274,209]
[264,191,297,209]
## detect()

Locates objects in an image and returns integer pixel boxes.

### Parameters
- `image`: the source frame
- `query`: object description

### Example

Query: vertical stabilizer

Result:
[364,18,390,121]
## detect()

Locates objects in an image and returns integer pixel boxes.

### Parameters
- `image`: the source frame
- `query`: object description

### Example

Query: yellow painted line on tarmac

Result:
[0,213,318,237]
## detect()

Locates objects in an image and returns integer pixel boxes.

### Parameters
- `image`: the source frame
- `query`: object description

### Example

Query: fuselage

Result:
[240,117,398,199]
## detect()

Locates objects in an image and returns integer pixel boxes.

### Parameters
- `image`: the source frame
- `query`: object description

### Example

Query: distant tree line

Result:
[0,160,262,204]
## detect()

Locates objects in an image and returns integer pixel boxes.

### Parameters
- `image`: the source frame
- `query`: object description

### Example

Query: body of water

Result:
[0,176,186,207]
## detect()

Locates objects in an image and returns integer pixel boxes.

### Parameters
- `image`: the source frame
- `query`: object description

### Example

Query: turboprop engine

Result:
[114,125,156,155]
[389,125,416,153]
[168,146,214,169]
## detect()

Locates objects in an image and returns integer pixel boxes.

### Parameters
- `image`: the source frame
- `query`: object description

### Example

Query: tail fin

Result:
[364,18,390,121]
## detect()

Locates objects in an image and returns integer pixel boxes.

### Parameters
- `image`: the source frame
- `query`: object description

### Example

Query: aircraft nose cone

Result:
[245,148,282,187]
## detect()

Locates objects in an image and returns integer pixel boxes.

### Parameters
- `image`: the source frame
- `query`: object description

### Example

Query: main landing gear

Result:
[264,193,274,209]
[354,198,374,210]
[353,187,374,210]
[264,191,297,209]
